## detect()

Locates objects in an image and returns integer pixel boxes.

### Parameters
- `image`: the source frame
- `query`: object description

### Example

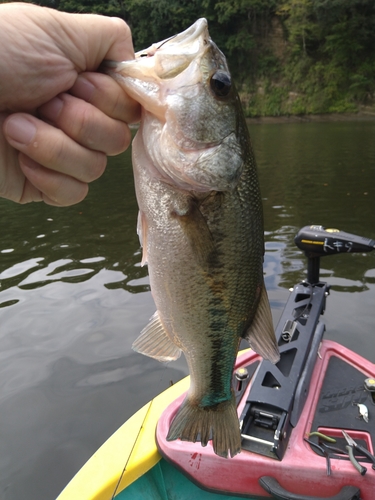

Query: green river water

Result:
[0,120,374,499]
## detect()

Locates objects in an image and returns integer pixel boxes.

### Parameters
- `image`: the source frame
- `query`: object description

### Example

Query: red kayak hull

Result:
[157,341,375,499]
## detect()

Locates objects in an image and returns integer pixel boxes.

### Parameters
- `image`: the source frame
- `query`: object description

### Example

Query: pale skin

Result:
[0,2,141,206]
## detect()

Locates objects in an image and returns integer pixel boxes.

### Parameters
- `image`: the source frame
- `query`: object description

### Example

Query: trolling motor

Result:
[239,225,375,460]
[294,225,375,284]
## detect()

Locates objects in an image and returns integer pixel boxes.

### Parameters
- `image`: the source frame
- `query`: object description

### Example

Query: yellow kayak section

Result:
[57,376,190,500]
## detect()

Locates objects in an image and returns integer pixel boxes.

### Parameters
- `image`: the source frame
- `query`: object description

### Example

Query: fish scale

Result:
[106,18,279,458]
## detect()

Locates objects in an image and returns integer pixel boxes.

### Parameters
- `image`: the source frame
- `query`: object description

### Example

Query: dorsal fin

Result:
[242,284,280,364]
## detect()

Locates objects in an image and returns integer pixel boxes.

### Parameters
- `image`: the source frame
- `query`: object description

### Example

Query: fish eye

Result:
[210,71,231,98]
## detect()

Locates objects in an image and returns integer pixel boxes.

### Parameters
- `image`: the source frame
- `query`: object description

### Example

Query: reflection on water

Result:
[0,121,374,500]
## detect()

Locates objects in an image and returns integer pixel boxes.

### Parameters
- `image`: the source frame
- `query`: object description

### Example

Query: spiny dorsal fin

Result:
[132,311,181,362]
[243,284,280,364]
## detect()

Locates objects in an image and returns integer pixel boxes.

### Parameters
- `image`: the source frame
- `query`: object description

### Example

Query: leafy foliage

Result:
[15,0,375,116]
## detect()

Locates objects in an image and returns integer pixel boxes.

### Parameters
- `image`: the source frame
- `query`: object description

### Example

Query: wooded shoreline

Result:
[246,110,375,124]
[16,0,375,118]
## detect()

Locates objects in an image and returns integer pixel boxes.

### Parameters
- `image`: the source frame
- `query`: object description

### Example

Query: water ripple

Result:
[0,257,44,280]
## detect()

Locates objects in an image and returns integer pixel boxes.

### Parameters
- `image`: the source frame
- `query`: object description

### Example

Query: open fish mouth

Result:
[136,18,209,65]
[104,18,214,82]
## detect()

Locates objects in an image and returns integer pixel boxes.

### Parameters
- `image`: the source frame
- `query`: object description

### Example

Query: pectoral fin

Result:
[243,284,280,364]
[173,198,216,267]
[137,211,148,266]
[132,311,181,362]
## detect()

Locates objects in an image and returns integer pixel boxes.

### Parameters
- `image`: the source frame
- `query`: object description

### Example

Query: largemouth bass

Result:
[106,19,279,458]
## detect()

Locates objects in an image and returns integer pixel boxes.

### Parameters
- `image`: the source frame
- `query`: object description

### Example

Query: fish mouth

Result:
[136,18,209,63]
[107,18,210,82]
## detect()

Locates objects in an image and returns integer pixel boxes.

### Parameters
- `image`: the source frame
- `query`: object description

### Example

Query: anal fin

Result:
[243,283,280,364]
[132,311,181,363]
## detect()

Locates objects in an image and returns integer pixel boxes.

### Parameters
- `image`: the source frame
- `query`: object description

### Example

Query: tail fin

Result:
[166,393,241,459]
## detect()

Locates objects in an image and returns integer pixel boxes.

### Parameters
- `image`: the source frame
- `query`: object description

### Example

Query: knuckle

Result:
[107,122,132,156]
[71,104,95,146]
[47,137,67,166]
[44,183,64,205]
[108,88,123,118]
[118,123,132,153]
[60,95,97,148]
[45,180,89,207]
[85,151,107,182]
[111,17,131,38]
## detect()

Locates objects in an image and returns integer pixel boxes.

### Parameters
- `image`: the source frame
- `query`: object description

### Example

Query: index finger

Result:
[69,72,141,124]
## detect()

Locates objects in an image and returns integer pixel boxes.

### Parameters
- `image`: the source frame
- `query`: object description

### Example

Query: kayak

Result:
[57,226,375,500]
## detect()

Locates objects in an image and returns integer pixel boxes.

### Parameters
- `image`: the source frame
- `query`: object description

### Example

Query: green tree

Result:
[6,0,375,115]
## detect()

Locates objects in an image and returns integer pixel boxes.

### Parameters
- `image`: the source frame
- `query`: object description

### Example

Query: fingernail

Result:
[71,76,95,102]
[39,96,63,122]
[5,115,36,145]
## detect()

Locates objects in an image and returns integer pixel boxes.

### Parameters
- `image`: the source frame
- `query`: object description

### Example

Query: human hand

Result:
[0,3,141,206]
